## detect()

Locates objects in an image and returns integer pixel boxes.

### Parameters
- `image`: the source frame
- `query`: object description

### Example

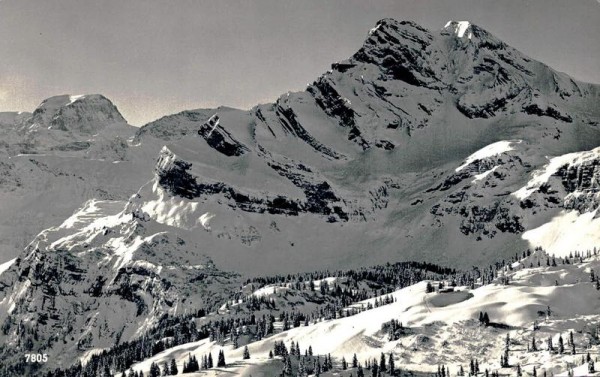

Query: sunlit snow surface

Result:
[199,212,216,230]
[455,140,520,172]
[444,20,471,38]
[523,210,600,257]
[68,94,86,105]
[0,258,16,277]
[513,147,600,200]
[472,165,499,183]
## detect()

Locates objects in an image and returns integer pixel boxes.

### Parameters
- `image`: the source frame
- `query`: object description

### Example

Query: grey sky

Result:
[1,0,598,126]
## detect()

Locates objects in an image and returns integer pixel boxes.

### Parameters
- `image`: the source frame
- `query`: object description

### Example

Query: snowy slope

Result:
[122,251,600,377]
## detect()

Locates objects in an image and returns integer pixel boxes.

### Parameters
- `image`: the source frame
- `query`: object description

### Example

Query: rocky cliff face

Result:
[1,18,600,372]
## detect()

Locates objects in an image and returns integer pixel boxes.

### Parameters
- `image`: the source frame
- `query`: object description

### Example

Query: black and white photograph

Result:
[0,1,599,376]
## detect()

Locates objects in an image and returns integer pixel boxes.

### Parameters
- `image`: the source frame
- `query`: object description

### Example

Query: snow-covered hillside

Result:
[122,250,600,377]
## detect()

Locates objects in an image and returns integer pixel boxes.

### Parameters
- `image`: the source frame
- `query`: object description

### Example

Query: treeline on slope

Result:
[1,252,560,377]
[1,260,469,377]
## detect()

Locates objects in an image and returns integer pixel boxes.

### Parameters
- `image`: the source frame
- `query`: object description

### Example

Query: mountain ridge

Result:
[1,18,600,375]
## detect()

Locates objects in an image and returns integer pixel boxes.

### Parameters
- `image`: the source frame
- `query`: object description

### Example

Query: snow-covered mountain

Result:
[125,18,600,271]
[0,94,156,268]
[1,18,600,375]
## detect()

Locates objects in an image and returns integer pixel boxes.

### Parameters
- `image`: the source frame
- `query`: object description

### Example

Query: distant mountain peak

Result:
[30,93,127,133]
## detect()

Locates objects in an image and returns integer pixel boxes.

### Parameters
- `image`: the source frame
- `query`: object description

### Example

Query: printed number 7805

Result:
[25,354,48,363]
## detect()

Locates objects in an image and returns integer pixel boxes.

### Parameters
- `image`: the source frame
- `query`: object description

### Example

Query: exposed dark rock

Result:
[198,115,250,157]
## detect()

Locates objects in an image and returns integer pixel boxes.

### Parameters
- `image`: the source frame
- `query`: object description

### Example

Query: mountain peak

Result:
[30,93,127,133]
[443,20,473,39]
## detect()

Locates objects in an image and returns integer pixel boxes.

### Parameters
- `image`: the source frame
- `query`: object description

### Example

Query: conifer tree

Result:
[371,360,379,377]
[298,357,306,377]
[243,345,250,359]
[283,355,292,375]
[482,312,490,326]
[357,364,364,377]
[379,352,386,372]
[352,353,358,368]
[559,334,565,354]
[217,350,226,367]
[169,359,178,375]
[149,362,160,377]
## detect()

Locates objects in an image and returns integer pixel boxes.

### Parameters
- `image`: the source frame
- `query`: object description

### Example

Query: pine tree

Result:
[426,281,434,293]
[357,364,364,377]
[559,334,565,354]
[342,356,348,370]
[388,353,395,375]
[217,350,226,367]
[283,355,292,375]
[502,333,510,367]
[371,360,378,377]
[149,362,161,377]
[517,364,522,377]
[269,350,273,359]
[208,353,214,368]
[533,365,537,377]
[188,355,199,372]
[298,357,306,377]
[532,334,537,351]
[352,353,358,368]
[243,345,250,360]
[590,359,596,373]
[379,352,386,373]
[161,361,169,376]
[169,359,178,375]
